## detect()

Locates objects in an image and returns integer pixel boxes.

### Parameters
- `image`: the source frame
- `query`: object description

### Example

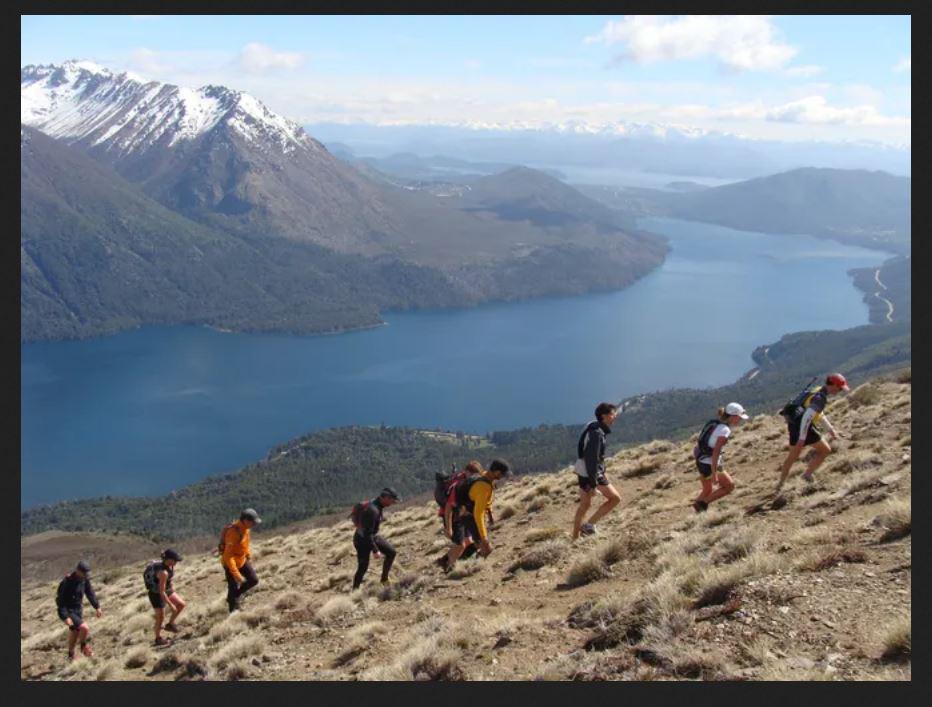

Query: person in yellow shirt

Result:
[444,459,511,573]
[219,508,261,613]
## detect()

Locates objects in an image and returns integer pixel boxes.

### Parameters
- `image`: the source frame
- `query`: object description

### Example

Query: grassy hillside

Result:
[20,374,910,681]
[21,322,909,541]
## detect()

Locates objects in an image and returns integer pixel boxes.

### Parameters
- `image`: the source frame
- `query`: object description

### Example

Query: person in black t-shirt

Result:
[56,560,102,661]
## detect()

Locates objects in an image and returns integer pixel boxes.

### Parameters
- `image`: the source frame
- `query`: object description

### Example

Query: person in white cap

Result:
[691,402,749,512]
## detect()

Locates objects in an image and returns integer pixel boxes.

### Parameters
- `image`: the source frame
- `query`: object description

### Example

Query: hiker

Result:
[691,403,749,512]
[351,487,401,590]
[776,373,850,492]
[434,461,483,571]
[572,402,623,539]
[56,560,101,661]
[144,548,185,646]
[219,508,261,613]
[443,459,511,573]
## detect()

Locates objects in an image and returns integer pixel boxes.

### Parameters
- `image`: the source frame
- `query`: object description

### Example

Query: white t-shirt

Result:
[698,423,731,465]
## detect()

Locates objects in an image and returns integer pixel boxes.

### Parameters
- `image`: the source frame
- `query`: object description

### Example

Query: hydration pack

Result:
[143,560,161,593]
[779,376,820,421]
[453,474,491,513]
[434,464,469,511]
[693,419,723,460]
[349,500,371,528]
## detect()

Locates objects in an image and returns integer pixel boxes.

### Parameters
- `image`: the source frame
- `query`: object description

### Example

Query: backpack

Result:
[215,522,243,556]
[143,560,161,593]
[453,474,491,513]
[434,464,469,510]
[693,419,723,460]
[779,376,820,421]
[349,500,371,528]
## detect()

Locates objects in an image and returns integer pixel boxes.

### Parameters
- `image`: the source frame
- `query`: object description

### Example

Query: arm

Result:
[710,436,727,477]
[158,570,170,602]
[221,528,245,584]
[821,413,839,439]
[471,482,492,545]
[444,502,455,539]
[85,578,100,612]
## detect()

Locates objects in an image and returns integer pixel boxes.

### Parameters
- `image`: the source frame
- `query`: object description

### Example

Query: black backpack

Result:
[349,500,371,529]
[453,474,491,512]
[143,560,162,593]
[693,419,723,460]
[779,376,820,421]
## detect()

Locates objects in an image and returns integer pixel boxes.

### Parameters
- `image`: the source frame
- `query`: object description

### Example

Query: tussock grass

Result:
[210,633,266,670]
[95,660,118,681]
[148,652,183,676]
[879,617,911,663]
[124,646,151,669]
[361,618,465,681]
[273,591,304,611]
[654,474,676,490]
[507,540,568,573]
[525,527,563,543]
[347,621,388,643]
[377,572,433,601]
[849,383,882,409]
[693,553,785,608]
[496,503,517,520]
[566,555,611,587]
[876,497,911,542]
[314,596,355,626]
[714,527,763,564]
[738,637,774,666]
[622,458,663,478]
[447,560,483,580]
[121,613,152,636]
[224,659,252,680]
[527,496,548,513]
[802,547,868,571]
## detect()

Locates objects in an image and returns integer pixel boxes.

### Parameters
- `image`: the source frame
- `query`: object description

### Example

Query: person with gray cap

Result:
[218,508,261,612]
[691,402,749,512]
[351,487,401,590]
[144,548,185,646]
[55,560,101,661]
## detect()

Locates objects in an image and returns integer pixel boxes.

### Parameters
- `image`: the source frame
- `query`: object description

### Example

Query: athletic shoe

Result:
[693,500,709,513]
[580,523,597,536]
[67,651,76,662]
[163,622,179,633]
[81,643,93,657]
[435,556,448,570]
[801,471,814,483]
[154,636,171,647]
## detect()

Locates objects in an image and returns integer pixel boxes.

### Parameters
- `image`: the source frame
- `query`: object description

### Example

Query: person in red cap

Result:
[776,373,850,491]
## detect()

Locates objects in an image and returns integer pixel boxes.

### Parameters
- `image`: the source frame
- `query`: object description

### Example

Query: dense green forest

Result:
[21,322,909,541]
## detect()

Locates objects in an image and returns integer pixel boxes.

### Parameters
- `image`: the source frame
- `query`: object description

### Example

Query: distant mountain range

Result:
[20,62,668,342]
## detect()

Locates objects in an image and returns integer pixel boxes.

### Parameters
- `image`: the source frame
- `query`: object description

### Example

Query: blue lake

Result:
[20,217,885,507]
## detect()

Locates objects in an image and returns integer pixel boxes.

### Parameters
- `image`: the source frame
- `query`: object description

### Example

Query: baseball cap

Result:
[826,373,850,391]
[76,560,91,575]
[489,458,512,475]
[162,548,183,562]
[725,402,750,420]
[241,508,262,524]
[380,487,401,501]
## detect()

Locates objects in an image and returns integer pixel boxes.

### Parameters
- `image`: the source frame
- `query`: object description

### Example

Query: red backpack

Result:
[349,500,371,528]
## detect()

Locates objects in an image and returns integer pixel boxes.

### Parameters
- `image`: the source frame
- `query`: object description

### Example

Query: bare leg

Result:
[696,476,714,504]
[572,491,594,539]
[154,607,164,641]
[586,484,621,525]
[804,439,832,477]
[777,445,803,489]
[67,627,78,656]
[705,472,735,504]
[167,594,185,626]
[445,542,466,570]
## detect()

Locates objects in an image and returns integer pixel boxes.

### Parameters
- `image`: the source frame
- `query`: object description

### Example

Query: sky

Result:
[21,14,911,145]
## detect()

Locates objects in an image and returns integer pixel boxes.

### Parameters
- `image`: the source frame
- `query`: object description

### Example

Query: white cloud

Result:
[757,96,907,127]
[585,15,797,71]
[893,56,910,73]
[785,64,824,78]
[236,43,304,73]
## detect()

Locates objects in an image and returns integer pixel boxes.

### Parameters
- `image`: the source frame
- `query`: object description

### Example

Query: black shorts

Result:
[696,461,714,478]
[450,515,479,545]
[62,609,84,630]
[788,422,822,447]
[147,589,174,609]
[578,473,609,492]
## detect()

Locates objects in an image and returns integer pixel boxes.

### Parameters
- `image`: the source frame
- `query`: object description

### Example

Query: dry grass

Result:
[507,540,568,573]
[209,632,266,670]
[361,618,465,681]
[314,596,356,626]
[273,590,304,611]
[527,496,548,513]
[848,383,882,409]
[693,553,784,608]
[377,572,433,601]
[876,497,911,542]
[879,617,911,663]
[496,503,517,520]
[124,645,151,669]
[802,546,868,571]
[622,458,663,478]
[525,527,564,543]
[224,658,252,680]
[347,621,388,643]
[566,555,611,587]
[738,636,774,667]
[654,474,676,490]
[95,660,118,681]
[447,560,483,580]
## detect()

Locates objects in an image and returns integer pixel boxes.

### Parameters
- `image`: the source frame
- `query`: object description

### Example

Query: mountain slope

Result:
[20,373,911,681]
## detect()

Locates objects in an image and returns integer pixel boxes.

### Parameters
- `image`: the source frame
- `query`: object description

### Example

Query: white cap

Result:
[725,402,749,420]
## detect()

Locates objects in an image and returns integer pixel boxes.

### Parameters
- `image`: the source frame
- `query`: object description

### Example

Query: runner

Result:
[776,373,850,492]
[55,560,102,662]
[572,402,622,540]
[219,508,261,613]
[691,403,749,512]
[351,488,401,590]
[144,549,185,646]
[435,461,483,571]
[443,459,511,573]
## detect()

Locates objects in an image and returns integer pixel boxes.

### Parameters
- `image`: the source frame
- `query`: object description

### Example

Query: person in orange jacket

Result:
[219,508,261,613]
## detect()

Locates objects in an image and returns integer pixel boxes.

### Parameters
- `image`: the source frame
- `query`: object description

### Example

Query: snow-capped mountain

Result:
[21,60,319,159]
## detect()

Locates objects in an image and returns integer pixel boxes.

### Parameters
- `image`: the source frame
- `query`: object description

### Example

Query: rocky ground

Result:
[20,371,911,681]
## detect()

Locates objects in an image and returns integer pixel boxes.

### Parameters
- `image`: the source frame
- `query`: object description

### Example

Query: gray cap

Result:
[380,487,401,501]
[241,508,262,524]
[76,560,91,574]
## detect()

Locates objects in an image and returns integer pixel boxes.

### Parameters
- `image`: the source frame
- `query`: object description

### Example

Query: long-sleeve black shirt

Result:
[355,498,385,541]
[56,572,99,619]
[578,420,611,484]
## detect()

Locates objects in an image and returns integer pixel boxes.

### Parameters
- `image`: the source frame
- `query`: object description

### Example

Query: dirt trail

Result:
[21,373,911,681]
[874,268,895,323]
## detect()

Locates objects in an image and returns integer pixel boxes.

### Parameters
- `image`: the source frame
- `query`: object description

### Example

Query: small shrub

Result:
[95,661,117,681]
[597,538,626,567]
[848,384,881,409]
[447,561,483,580]
[876,498,911,542]
[225,659,252,681]
[124,646,151,669]
[623,459,662,478]
[566,555,610,587]
[508,540,568,573]
[210,633,266,670]
[497,504,516,520]
[654,474,676,490]
[314,596,355,626]
[879,617,911,663]
[525,527,563,543]
[803,547,868,571]
[527,496,548,513]
[273,591,304,611]
[378,572,432,601]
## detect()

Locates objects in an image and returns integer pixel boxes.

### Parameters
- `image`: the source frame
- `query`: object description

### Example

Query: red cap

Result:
[826,373,850,391]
